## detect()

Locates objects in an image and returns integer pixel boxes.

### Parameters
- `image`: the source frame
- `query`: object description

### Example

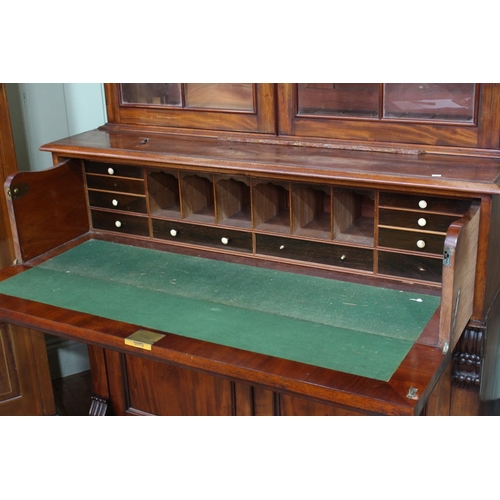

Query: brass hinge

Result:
[406,387,419,400]
[6,183,29,200]
[443,247,452,267]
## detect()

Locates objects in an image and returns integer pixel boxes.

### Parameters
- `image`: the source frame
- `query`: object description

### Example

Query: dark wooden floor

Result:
[52,370,93,416]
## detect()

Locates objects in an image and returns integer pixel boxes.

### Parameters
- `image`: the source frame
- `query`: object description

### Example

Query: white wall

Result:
[6,83,107,171]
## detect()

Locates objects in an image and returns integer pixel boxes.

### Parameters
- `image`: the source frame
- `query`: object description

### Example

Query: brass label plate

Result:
[124,329,165,351]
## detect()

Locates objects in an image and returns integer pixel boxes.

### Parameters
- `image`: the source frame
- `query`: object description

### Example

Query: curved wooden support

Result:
[440,202,481,351]
[4,159,89,263]
[452,327,484,391]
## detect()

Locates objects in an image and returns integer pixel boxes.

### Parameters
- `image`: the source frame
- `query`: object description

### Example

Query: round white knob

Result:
[340,255,346,260]
[170,229,177,237]
[416,239,426,249]
[108,167,115,175]
[418,218,427,227]
[418,200,427,209]
[279,245,285,250]
[112,199,119,207]
[115,221,122,228]
[221,237,229,245]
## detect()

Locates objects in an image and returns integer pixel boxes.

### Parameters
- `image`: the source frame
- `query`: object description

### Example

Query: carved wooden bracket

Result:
[452,327,484,391]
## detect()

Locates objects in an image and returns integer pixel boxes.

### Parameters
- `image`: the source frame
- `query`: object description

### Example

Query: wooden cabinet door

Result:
[278,83,500,153]
[105,83,276,135]
[0,83,55,416]
[0,324,55,416]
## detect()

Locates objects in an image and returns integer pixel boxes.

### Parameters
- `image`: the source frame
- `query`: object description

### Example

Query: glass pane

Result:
[184,84,254,111]
[121,83,182,106]
[383,84,475,122]
[297,83,380,118]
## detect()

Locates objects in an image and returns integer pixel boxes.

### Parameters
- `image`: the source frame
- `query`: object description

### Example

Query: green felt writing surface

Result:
[0,240,441,381]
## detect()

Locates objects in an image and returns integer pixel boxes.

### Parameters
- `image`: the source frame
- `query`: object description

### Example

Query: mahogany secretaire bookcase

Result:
[1,83,500,416]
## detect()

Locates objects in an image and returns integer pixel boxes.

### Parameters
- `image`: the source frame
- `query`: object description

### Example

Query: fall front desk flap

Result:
[0,240,440,381]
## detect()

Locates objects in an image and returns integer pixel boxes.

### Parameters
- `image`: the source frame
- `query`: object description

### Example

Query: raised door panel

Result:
[106,351,233,416]
[0,323,20,402]
[5,159,89,263]
[0,325,55,416]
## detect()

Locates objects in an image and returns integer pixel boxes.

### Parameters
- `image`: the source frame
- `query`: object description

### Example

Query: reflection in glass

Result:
[383,84,476,122]
[297,83,380,118]
[185,84,254,111]
[120,83,255,112]
[121,83,182,106]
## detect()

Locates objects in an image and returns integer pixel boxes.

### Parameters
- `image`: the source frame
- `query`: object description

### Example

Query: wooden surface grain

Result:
[40,129,500,195]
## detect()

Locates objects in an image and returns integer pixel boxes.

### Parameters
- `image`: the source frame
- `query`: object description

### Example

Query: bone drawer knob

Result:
[108,167,115,175]
[112,199,119,207]
[418,218,427,227]
[115,221,122,228]
[170,229,177,237]
[416,239,426,249]
[279,245,285,250]
[418,200,427,209]
[221,237,229,245]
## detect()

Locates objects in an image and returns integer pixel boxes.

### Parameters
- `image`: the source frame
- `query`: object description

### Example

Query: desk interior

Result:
[0,240,440,381]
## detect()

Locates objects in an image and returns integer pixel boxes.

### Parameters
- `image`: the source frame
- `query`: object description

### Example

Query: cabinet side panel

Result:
[5,159,89,262]
[440,203,480,350]
[483,195,500,316]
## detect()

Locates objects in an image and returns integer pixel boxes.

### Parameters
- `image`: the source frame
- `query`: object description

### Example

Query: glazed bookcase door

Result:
[105,83,276,135]
[278,83,500,153]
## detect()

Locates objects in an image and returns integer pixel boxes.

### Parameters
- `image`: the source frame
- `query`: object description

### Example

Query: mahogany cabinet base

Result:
[421,358,483,416]
[88,348,394,417]
[88,344,488,416]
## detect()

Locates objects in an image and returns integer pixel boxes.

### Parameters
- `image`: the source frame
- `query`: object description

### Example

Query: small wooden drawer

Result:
[379,209,457,233]
[378,227,445,255]
[86,175,145,195]
[379,192,471,215]
[256,234,373,271]
[88,190,147,213]
[84,161,143,179]
[378,251,442,283]
[153,219,253,253]
[91,210,149,237]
